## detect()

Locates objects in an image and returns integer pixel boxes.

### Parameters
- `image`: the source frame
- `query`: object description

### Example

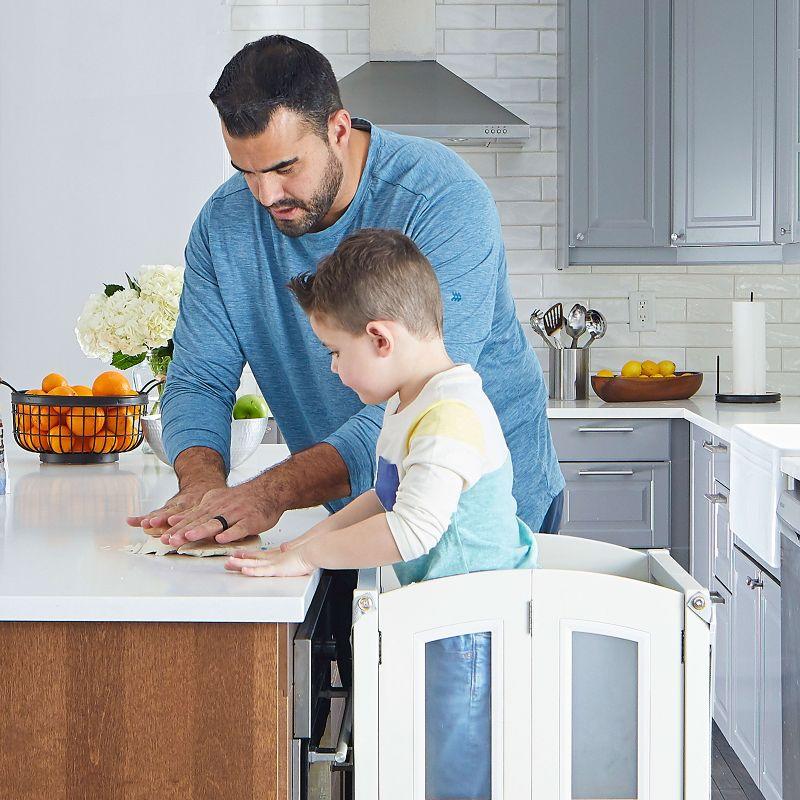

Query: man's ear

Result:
[365,321,393,357]
[328,108,352,149]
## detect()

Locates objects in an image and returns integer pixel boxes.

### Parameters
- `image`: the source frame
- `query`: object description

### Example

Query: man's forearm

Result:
[174,446,227,491]
[251,442,351,512]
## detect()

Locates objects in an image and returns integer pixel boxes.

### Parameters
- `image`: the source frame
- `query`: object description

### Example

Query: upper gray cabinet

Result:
[569,0,670,247]
[776,0,800,243]
[672,0,776,245]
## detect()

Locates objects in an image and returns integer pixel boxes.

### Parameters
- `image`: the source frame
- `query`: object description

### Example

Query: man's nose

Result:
[253,174,283,207]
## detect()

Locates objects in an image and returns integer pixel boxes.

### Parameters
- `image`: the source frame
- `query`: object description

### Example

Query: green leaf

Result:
[125,272,141,293]
[103,283,125,297]
[111,351,146,370]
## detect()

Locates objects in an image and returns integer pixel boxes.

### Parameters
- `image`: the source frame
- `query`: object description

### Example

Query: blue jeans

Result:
[425,632,492,800]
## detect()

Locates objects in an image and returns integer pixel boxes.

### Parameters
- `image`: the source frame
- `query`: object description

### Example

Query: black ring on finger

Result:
[213,514,230,532]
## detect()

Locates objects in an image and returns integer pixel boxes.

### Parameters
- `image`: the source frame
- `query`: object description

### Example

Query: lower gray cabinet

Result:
[730,547,783,799]
[691,427,714,588]
[711,482,733,591]
[559,461,670,548]
[712,578,733,740]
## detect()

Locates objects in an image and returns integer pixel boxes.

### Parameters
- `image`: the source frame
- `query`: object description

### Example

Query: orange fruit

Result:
[47,385,77,418]
[87,433,117,454]
[92,371,133,397]
[70,437,93,454]
[18,429,49,451]
[104,408,135,435]
[114,431,139,451]
[71,385,93,396]
[42,373,69,393]
[49,425,74,454]
[65,406,105,437]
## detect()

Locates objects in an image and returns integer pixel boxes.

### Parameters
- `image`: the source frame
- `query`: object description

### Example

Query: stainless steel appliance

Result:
[777,489,800,797]
[292,575,353,800]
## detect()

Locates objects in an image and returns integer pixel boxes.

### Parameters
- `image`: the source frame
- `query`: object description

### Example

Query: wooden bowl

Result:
[591,371,704,403]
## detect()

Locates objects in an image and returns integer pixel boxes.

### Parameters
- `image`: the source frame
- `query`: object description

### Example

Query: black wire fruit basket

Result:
[1,376,161,464]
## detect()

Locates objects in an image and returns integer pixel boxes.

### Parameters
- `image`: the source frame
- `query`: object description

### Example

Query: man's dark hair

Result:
[209,35,343,138]
[288,229,444,339]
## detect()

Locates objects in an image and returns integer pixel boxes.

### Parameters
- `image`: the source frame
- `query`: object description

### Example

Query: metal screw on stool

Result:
[690,596,706,612]
[357,595,374,613]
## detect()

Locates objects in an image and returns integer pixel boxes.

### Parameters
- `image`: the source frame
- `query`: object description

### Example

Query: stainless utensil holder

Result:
[549,348,589,400]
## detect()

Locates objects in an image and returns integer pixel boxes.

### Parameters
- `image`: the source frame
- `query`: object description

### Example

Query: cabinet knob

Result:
[670,231,685,243]
[745,576,763,590]
[780,225,791,236]
[575,232,586,242]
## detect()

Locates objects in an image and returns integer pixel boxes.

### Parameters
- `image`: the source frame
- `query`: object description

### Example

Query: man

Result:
[127,37,564,672]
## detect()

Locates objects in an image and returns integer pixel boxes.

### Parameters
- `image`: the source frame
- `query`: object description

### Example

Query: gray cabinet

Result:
[691,427,713,589]
[775,0,800,243]
[671,0,776,245]
[760,572,783,800]
[559,461,670,548]
[712,577,733,741]
[711,482,732,592]
[569,0,670,247]
[730,546,783,798]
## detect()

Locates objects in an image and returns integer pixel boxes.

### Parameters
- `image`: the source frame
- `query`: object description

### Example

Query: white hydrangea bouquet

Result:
[75,264,184,413]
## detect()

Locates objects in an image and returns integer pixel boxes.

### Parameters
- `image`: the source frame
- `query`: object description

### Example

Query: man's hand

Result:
[127,484,221,537]
[225,546,314,578]
[154,482,284,547]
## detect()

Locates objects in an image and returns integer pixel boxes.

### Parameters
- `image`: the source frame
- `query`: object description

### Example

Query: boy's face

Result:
[310,313,399,405]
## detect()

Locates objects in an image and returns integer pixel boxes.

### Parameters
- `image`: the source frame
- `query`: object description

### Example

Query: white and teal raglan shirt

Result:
[375,364,538,586]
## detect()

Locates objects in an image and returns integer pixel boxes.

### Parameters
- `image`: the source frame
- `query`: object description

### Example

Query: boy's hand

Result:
[224,546,314,578]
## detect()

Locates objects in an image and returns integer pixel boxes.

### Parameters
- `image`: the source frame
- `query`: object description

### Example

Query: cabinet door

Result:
[569,0,670,247]
[560,461,670,548]
[731,548,761,783]
[712,578,733,740]
[775,0,800,243]
[759,572,782,800]
[672,0,776,244]
[712,482,733,592]
[691,428,713,589]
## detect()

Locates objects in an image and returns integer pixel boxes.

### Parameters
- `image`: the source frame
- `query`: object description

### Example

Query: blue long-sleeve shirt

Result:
[161,121,564,529]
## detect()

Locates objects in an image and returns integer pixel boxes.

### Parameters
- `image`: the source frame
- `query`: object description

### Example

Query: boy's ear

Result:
[365,321,393,357]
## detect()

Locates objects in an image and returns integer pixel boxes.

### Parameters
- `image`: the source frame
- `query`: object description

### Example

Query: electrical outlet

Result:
[629,292,656,332]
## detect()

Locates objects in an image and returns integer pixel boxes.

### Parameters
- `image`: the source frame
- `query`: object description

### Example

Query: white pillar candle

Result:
[732,300,767,395]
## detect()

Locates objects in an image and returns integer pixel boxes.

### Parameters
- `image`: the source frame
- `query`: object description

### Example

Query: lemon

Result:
[596,369,615,378]
[641,359,659,376]
[665,374,677,379]
[651,374,665,379]
[658,360,676,377]
[621,360,642,378]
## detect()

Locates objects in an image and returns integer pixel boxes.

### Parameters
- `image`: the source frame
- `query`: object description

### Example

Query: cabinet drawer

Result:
[699,435,730,489]
[559,461,670,548]
[550,418,670,462]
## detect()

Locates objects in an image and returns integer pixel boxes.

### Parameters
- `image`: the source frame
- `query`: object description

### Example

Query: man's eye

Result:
[277,168,293,176]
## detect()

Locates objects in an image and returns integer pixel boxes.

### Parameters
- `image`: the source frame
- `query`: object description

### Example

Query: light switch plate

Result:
[629,292,656,332]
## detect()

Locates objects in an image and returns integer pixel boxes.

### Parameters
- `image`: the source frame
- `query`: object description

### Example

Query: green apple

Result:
[233,394,270,420]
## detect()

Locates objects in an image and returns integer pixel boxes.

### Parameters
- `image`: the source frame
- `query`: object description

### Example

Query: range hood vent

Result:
[337,0,530,148]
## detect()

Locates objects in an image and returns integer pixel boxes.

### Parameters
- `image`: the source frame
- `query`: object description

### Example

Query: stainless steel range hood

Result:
[337,0,530,148]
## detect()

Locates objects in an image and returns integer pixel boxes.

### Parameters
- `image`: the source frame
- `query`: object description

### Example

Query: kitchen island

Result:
[0,443,326,800]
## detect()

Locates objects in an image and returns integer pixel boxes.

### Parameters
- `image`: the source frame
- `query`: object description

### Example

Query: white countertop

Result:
[0,443,326,623]
[547,396,800,441]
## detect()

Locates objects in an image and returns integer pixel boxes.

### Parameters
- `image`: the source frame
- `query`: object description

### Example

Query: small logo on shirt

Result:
[451,291,462,302]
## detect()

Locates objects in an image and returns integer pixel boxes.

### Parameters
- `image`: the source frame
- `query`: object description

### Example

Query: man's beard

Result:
[269,149,344,237]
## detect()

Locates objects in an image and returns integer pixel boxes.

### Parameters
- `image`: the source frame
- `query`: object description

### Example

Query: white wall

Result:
[0,0,229,415]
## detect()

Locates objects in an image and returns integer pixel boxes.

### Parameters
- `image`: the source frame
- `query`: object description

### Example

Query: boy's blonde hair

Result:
[288,228,444,338]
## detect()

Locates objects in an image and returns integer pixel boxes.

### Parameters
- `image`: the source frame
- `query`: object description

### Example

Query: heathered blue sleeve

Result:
[408,179,502,365]
[161,201,245,474]
[322,402,386,508]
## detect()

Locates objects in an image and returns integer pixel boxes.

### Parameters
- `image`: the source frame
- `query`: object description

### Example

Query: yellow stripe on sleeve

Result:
[405,400,485,454]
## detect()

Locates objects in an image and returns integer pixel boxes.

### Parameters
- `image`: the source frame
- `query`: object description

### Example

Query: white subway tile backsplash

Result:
[445,29,537,53]
[347,28,368,53]
[506,102,556,127]
[736,275,800,299]
[509,275,545,298]
[228,28,350,53]
[506,249,565,273]
[764,324,800,347]
[541,176,556,200]
[497,54,557,77]
[590,347,686,372]
[484,177,542,201]
[470,77,540,102]
[641,323,732,348]
[639,274,734,298]
[538,29,557,53]
[502,225,542,250]
[686,348,782,373]
[543,273,638,298]
[496,5,557,29]
[541,225,556,249]
[497,201,555,225]
[783,349,800,371]
[328,54,367,77]
[304,4,368,27]
[454,150,496,177]
[687,297,781,323]
[497,151,556,176]
[436,4,495,29]
[231,5,303,29]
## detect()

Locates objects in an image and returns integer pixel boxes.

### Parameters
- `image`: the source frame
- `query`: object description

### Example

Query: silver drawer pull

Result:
[577,426,635,433]
[702,441,728,454]
[709,591,726,605]
[704,492,728,505]
[746,576,764,590]
[578,469,635,477]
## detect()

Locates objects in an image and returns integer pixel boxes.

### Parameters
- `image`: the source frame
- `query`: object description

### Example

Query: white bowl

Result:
[141,415,270,469]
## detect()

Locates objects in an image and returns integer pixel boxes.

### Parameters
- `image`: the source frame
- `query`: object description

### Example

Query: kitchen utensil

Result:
[142,415,270,469]
[549,348,589,400]
[591,371,703,403]
[529,310,558,350]
[584,309,607,347]
[565,303,587,348]
[543,303,564,339]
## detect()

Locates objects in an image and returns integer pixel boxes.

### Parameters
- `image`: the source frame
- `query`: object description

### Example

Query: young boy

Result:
[226,228,539,799]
